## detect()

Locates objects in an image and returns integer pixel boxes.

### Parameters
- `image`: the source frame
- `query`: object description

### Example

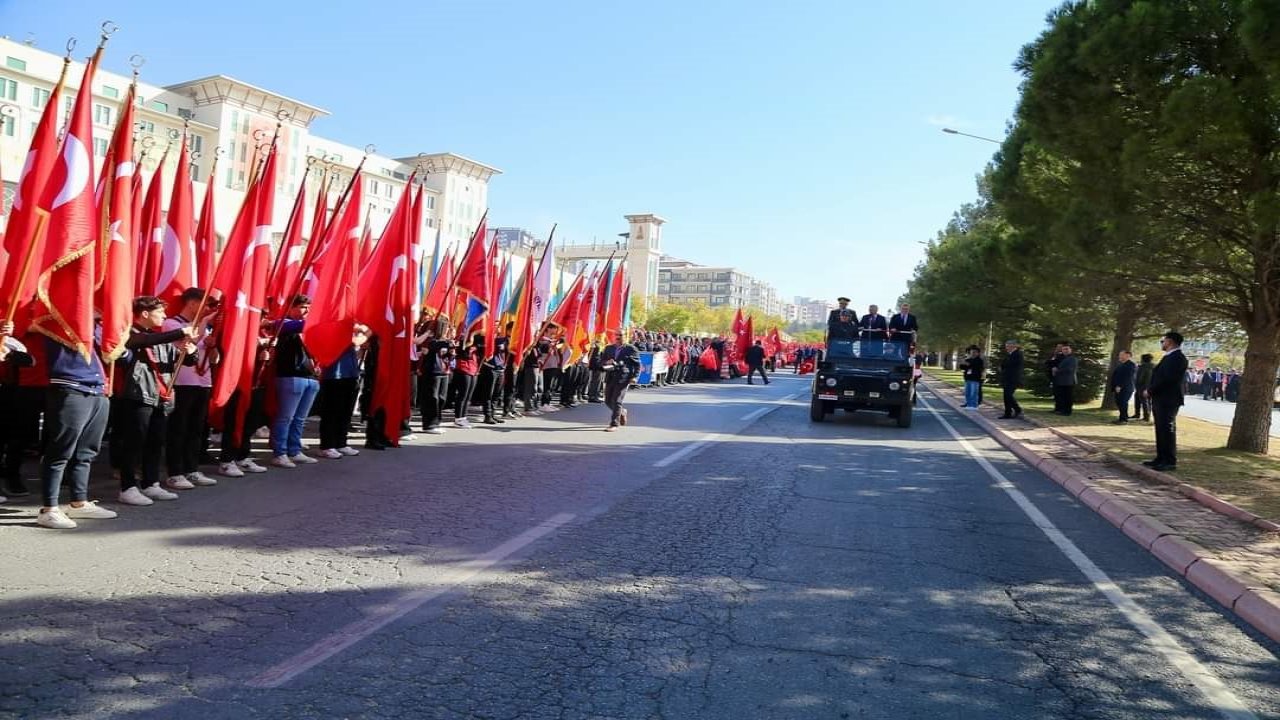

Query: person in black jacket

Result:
[744,340,769,385]
[859,305,888,341]
[958,345,985,409]
[1144,332,1189,471]
[1134,354,1155,422]
[999,340,1024,419]
[1110,350,1138,424]
[270,295,321,467]
[601,337,640,431]
[887,302,919,344]
[416,318,454,434]
[112,296,199,507]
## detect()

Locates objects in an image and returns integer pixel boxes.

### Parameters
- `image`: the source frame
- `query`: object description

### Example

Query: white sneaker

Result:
[289,453,319,465]
[400,431,416,441]
[187,472,217,487]
[337,446,360,456]
[209,432,223,443]
[165,475,196,490]
[218,462,245,478]
[118,487,155,506]
[425,428,445,435]
[271,455,297,469]
[37,507,76,529]
[318,448,342,460]
[454,418,473,428]
[238,459,268,474]
[253,427,270,439]
[0,494,6,504]
[66,501,118,519]
[142,484,179,501]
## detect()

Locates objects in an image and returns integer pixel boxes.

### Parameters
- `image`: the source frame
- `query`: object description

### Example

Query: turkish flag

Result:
[97,80,138,363]
[0,59,68,325]
[604,262,626,342]
[302,170,363,369]
[135,154,166,295]
[210,145,279,440]
[157,136,196,311]
[735,316,754,360]
[548,272,585,338]
[268,174,314,315]
[28,55,100,356]
[356,172,416,444]
[195,167,218,290]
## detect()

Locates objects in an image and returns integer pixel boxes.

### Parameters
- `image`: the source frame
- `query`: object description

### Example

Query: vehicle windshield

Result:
[826,339,911,362]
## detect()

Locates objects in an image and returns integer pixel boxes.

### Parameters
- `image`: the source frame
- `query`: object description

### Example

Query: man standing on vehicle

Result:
[859,305,888,341]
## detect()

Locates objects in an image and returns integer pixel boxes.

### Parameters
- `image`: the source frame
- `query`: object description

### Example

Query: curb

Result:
[922,379,1280,645]
[1029,417,1280,534]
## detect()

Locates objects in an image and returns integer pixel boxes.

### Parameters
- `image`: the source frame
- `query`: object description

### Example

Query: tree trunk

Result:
[1226,322,1280,454]
[1100,301,1138,411]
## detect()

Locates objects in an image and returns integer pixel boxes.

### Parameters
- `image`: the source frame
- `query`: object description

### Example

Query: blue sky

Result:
[1,0,1058,308]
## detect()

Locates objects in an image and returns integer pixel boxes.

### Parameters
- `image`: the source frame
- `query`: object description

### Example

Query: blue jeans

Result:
[272,376,320,456]
[964,380,981,408]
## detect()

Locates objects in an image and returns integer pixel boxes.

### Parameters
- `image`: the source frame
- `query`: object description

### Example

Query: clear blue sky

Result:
[2,0,1057,308]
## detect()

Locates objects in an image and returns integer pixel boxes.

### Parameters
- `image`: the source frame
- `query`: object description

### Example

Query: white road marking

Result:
[654,433,722,468]
[246,512,577,689]
[739,392,801,421]
[919,394,1257,720]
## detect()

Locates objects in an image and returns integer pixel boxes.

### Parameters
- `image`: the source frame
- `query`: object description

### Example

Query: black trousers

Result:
[319,377,359,449]
[477,367,501,420]
[453,372,478,419]
[112,398,168,491]
[1,385,44,486]
[419,374,449,429]
[541,368,563,406]
[219,387,268,462]
[746,364,769,384]
[1115,389,1134,422]
[1052,385,1074,415]
[520,367,541,410]
[587,370,604,400]
[1153,400,1180,465]
[1001,385,1021,416]
[40,388,109,507]
[168,386,210,477]
[1135,387,1150,420]
[604,377,629,426]
[502,367,517,415]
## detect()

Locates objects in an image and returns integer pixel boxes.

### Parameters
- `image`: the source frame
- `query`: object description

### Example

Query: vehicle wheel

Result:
[810,396,826,422]
[897,401,913,428]
[887,406,900,419]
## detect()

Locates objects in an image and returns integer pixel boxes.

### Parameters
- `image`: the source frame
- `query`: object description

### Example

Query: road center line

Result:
[246,512,577,689]
[654,433,722,468]
[739,391,801,421]
[918,394,1257,720]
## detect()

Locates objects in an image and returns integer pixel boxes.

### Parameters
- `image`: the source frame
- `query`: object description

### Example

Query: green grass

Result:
[929,369,1280,521]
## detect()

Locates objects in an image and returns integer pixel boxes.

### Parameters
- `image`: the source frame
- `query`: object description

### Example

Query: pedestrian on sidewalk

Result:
[1051,344,1078,416]
[601,335,640,431]
[1134,353,1154,421]
[999,339,1023,419]
[959,345,984,409]
[1145,332,1188,471]
[1110,350,1137,424]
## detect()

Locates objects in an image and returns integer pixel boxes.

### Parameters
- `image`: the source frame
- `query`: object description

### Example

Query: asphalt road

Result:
[1179,396,1280,438]
[2,374,1278,719]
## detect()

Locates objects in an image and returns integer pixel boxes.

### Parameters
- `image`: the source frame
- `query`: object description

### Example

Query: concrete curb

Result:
[922,379,1280,645]
[1004,407,1280,534]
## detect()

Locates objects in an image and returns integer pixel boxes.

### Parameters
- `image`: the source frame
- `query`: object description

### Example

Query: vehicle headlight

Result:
[824,377,838,387]
[889,382,900,390]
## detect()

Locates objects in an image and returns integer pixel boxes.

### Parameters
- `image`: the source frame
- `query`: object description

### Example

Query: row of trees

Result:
[632,300,789,338]
[906,0,1280,453]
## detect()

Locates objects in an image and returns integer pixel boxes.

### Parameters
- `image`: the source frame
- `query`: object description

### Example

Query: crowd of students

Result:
[0,288,726,530]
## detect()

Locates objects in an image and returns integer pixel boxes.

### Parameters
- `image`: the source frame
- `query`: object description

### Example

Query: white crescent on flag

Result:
[51,136,90,210]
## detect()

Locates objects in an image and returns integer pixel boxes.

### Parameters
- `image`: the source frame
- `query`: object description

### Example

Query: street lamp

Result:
[941,127,1002,145]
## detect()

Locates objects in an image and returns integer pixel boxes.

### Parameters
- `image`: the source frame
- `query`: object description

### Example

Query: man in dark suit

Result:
[1144,332,1188,471]
[744,340,769,385]
[999,339,1024,419]
[859,304,888,341]
[1051,344,1078,415]
[1110,350,1137,424]
[888,302,919,344]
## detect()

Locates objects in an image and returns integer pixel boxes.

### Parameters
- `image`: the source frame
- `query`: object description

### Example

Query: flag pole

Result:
[435,207,488,324]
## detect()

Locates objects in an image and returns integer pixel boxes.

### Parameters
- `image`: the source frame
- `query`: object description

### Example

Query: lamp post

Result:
[942,126,1000,359]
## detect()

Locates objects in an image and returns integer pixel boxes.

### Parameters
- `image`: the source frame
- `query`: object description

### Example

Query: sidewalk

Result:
[925,377,1280,643]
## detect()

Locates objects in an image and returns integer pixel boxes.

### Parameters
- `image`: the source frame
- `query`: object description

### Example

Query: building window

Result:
[93,137,108,156]
[5,57,26,71]
[225,167,234,188]
[0,78,16,101]
[31,86,48,108]
[191,135,202,154]
[239,143,247,162]
[138,120,155,133]
[1,116,14,137]
[369,179,379,195]
[385,184,392,199]
[150,100,168,112]
[93,103,113,126]
[102,85,119,99]
[424,196,435,210]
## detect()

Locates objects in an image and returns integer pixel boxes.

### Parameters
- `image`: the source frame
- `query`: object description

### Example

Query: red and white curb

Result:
[923,380,1280,645]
